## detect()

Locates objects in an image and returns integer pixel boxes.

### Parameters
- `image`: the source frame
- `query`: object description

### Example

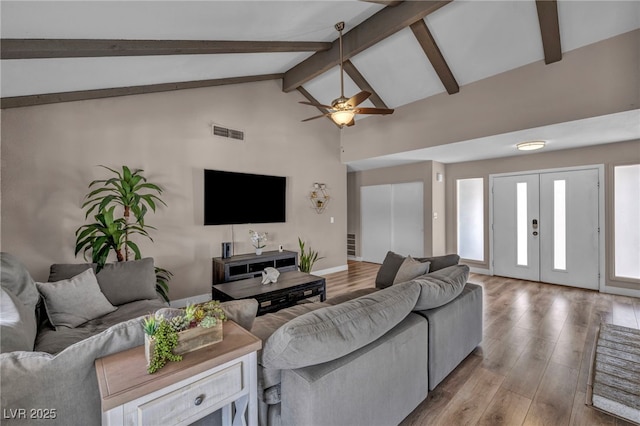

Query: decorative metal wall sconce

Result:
[309,183,330,214]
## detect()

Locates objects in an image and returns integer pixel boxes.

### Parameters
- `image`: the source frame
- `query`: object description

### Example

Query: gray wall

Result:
[1,79,346,301]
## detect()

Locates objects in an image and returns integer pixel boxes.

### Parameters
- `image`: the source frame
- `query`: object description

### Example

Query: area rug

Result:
[587,323,640,425]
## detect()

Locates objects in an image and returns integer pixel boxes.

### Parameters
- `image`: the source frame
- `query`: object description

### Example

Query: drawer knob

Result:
[194,395,205,406]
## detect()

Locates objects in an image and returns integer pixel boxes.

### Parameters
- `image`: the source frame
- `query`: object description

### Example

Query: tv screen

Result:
[204,169,286,225]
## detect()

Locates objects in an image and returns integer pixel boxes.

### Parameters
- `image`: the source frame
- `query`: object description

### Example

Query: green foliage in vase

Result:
[201,300,226,322]
[74,165,172,302]
[142,316,159,337]
[148,320,182,374]
[183,303,197,323]
[199,316,218,328]
[169,315,188,332]
[298,237,325,273]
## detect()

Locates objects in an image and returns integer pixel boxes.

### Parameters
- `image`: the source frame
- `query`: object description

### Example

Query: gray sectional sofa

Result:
[251,252,483,426]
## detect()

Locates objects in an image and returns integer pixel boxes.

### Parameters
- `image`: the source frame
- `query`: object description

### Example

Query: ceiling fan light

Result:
[517,140,546,151]
[331,110,355,126]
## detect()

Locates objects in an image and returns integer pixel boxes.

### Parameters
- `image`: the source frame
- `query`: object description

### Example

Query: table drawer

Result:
[135,362,243,425]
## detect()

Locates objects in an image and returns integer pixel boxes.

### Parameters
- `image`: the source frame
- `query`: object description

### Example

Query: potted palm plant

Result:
[75,165,172,302]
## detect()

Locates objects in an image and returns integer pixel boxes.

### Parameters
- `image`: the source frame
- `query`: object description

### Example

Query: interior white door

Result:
[539,169,599,289]
[492,168,600,289]
[493,174,540,281]
[391,182,424,257]
[360,182,424,264]
[361,185,392,264]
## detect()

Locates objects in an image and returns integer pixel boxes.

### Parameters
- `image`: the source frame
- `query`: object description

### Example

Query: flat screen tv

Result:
[204,169,286,225]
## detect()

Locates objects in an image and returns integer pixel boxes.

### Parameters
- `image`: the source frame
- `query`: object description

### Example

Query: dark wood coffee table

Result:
[212,270,326,316]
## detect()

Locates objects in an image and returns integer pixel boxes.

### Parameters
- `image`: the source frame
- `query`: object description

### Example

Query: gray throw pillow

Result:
[1,252,40,310]
[393,256,430,285]
[48,262,96,283]
[412,264,469,311]
[95,258,157,305]
[220,299,259,331]
[375,251,406,289]
[261,281,421,370]
[1,287,38,352]
[415,254,460,272]
[36,268,117,329]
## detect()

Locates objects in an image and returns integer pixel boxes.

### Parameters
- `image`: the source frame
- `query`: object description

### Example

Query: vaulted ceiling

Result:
[1,1,639,165]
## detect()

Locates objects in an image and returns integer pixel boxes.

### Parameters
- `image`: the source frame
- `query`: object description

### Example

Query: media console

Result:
[212,250,298,284]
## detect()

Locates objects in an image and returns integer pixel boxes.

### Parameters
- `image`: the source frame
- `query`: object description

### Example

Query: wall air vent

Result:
[211,124,245,141]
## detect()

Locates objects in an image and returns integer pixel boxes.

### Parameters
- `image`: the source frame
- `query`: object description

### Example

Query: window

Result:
[457,178,484,261]
[516,182,528,266]
[614,164,640,280]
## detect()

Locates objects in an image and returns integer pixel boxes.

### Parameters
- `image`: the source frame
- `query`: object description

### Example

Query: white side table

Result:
[95,321,261,426]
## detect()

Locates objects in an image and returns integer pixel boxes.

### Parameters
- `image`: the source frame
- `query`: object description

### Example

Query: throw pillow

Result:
[392,256,430,285]
[1,252,41,310]
[94,258,157,305]
[412,264,469,311]
[415,254,460,272]
[0,287,38,352]
[36,268,117,329]
[48,263,96,283]
[374,251,406,289]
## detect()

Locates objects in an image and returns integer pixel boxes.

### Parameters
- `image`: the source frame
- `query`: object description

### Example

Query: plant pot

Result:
[145,322,223,366]
[255,248,263,255]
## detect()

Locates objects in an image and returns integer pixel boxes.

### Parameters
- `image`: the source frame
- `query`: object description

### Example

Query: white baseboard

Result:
[170,293,211,308]
[312,264,349,276]
[468,267,491,275]
[347,255,363,261]
[602,286,640,298]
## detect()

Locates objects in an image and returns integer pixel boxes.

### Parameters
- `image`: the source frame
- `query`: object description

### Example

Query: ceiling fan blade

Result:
[301,113,331,122]
[299,101,333,109]
[354,107,395,115]
[346,91,371,107]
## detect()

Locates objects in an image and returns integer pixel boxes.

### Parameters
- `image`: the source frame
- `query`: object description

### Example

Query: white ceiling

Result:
[2,1,639,168]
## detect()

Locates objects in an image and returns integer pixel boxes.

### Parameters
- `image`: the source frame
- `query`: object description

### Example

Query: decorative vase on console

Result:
[249,230,268,255]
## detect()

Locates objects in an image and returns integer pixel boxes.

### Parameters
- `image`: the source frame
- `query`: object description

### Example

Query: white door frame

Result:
[489,164,605,292]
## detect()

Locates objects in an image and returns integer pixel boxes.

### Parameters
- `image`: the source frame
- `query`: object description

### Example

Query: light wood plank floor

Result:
[323,261,640,426]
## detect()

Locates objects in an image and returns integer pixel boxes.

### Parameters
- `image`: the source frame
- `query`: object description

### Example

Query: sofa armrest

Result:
[1,317,146,425]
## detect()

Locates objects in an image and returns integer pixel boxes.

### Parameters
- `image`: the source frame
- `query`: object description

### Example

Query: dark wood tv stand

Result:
[212,250,298,284]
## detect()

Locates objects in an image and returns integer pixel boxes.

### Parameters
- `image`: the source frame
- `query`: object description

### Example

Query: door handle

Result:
[532,219,538,229]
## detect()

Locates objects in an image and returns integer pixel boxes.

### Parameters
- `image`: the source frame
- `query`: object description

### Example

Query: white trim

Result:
[601,286,640,298]
[312,264,349,276]
[170,293,211,308]
[347,255,363,261]
[489,164,606,292]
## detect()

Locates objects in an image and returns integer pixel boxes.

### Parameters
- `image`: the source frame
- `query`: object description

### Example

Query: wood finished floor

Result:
[323,261,640,426]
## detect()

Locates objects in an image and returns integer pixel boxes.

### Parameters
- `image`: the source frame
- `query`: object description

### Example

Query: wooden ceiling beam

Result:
[535,0,562,64]
[342,60,389,109]
[1,73,282,109]
[409,19,459,95]
[296,87,340,128]
[0,39,332,59]
[360,0,404,6]
[282,0,451,92]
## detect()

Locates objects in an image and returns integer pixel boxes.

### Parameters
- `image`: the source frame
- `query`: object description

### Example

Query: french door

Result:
[492,168,600,290]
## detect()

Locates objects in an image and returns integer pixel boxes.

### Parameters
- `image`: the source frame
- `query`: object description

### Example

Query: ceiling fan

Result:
[300,22,394,127]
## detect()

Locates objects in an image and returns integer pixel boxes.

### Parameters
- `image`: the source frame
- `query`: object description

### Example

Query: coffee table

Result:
[212,270,326,316]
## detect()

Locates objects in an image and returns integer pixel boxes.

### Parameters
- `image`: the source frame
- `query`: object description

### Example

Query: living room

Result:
[1,1,639,425]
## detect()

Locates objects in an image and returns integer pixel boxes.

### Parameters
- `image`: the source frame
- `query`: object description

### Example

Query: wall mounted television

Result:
[204,169,286,225]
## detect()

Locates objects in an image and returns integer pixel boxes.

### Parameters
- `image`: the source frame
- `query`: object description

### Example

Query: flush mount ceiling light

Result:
[516,140,546,151]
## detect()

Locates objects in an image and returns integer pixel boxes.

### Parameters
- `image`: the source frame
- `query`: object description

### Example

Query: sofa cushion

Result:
[49,258,157,305]
[393,256,430,285]
[412,264,469,311]
[0,252,40,310]
[261,280,421,370]
[36,269,117,329]
[375,251,406,289]
[1,287,38,353]
[34,298,167,354]
[415,254,460,272]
